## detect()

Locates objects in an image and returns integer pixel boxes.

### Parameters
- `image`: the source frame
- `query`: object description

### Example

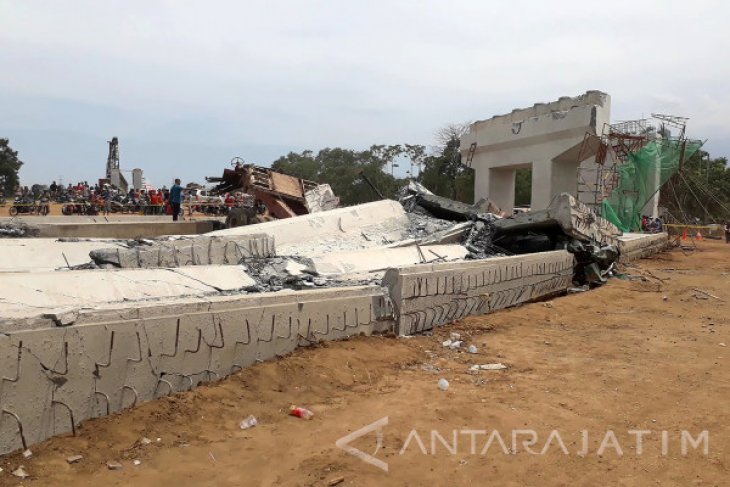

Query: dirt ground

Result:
[1,240,728,486]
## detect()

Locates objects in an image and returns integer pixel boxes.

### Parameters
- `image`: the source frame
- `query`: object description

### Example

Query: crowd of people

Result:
[640,215,664,233]
[4,178,270,221]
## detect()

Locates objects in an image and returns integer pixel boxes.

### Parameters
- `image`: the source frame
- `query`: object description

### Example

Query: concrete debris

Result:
[469,363,507,371]
[491,193,620,247]
[568,285,590,293]
[327,476,346,487]
[66,455,83,464]
[240,415,258,430]
[405,211,459,240]
[89,234,275,268]
[0,220,39,238]
[399,181,501,220]
[567,240,619,286]
[22,448,32,458]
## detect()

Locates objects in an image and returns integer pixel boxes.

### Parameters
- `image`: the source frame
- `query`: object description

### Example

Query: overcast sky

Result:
[1,0,728,187]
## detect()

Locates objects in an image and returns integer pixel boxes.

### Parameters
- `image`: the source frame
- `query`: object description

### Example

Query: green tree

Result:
[660,149,730,223]
[271,145,411,206]
[420,124,474,203]
[514,168,532,206]
[0,138,23,194]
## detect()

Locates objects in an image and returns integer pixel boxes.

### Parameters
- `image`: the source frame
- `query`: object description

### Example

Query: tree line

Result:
[659,149,730,223]
[271,125,476,206]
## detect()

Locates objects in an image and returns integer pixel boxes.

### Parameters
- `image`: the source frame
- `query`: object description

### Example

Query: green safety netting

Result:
[601,139,702,232]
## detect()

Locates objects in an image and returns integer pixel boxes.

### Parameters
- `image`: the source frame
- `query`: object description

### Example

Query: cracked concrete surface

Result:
[0,266,257,319]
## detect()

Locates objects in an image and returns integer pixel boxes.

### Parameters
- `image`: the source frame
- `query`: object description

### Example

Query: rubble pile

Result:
[400,186,624,287]
[405,210,458,239]
[239,256,381,292]
[0,220,39,238]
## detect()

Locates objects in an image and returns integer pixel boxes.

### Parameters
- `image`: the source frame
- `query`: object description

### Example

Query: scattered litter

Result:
[567,285,589,293]
[469,363,508,371]
[11,466,29,479]
[442,339,452,347]
[720,343,727,347]
[133,459,142,466]
[66,455,83,464]
[22,448,32,459]
[106,460,123,470]
[437,378,450,391]
[449,332,461,341]
[289,405,314,420]
[209,451,217,463]
[662,295,668,301]
[420,363,440,373]
[140,437,153,445]
[240,414,258,429]
[328,476,345,486]
[449,340,463,350]
[543,301,553,308]
[467,344,478,354]
[692,288,724,302]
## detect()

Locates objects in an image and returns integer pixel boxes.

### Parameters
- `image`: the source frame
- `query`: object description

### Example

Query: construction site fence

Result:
[664,224,725,238]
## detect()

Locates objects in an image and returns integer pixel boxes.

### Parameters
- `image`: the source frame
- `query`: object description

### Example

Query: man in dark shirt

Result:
[169,179,183,221]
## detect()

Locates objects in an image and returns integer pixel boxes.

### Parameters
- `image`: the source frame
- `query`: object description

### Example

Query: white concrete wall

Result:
[462,91,610,212]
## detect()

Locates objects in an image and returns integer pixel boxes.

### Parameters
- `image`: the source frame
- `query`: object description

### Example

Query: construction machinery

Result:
[206,159,339,228]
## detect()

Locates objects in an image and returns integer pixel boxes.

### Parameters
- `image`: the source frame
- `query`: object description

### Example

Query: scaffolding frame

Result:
[576,114,688,216]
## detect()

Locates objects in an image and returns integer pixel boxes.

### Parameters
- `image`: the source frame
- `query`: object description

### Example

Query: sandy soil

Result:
[1,240,728,486]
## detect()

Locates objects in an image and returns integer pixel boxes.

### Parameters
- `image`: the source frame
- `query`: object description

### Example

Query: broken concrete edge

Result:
[88,233,276,268]
[34,220,223,239]
[492,193,621,245]
[382,250,575,335]
[2,284,386,331]
[617,232,669,263]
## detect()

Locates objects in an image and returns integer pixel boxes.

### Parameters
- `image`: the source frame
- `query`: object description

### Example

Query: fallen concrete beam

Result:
[413,193,500,221]
[0,286,393,455]
[0,239,124,272]
[617,232,668,263]
[383,250,575,335]
[90,234,274,268]
[307,244,469,279]
[0,266,257,319]
[494,193,621,245]
[33,220,221,239]
[209,200,411,256]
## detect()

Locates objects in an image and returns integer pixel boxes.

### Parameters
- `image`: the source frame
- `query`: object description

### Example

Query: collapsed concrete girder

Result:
[89,234,275,268]
[492,193,621,245]
[383,250,574,335]
[0,286,393,454]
